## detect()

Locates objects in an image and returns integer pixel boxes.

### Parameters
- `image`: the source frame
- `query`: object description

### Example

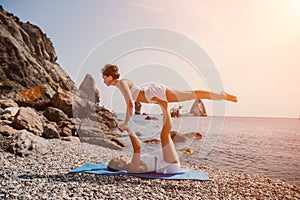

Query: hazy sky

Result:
[2,0,300,118]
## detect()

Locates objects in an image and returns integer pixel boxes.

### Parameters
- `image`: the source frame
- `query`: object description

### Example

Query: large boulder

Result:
[7,129,49,157]
[94,103,118,129]
[15,84,56,110]
[12,107,45,136]
[77,118,124,150]
[43,123,60,139]
[43,106,69,123]
[59,123,73,137]
[0,124,17,136]
[72,89,95,120]
[73,89,118,129]
[51,88,73,118]
[0,99,18,109]
[72,90,120,150]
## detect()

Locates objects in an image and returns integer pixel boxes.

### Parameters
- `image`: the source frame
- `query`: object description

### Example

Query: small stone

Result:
[60,136,81,143]
[178,148,194,155]
[143,139,161,144]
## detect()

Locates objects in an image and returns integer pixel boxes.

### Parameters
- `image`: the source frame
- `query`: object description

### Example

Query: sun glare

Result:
[286,0,300,19]
[274,0,300,33]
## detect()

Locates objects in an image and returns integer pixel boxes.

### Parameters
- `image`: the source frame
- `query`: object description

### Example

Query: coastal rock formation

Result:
[170,105,182,117]
[190,99,207,116]
[79,74,100,104]
[134,102,141,115]
[72,89,118,130]
[0,7,75,99]
[0,6,121,155]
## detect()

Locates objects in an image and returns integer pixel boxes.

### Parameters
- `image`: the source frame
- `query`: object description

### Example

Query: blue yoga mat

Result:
[70,163,211,180]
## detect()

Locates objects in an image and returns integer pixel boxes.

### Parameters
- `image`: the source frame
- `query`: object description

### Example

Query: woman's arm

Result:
[117,79,134,131]
[123,127,144,173]
[128,130,141,167]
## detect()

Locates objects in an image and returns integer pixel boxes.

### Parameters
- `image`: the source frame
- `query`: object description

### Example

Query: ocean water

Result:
[116,114,300,186]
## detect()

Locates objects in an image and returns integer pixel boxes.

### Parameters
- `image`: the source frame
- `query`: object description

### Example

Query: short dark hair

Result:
[107,158,120,172]
[107,165,118,172]
[102,64,120,79]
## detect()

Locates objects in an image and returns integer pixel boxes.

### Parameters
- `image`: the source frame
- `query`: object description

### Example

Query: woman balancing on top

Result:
[102,64,237,174]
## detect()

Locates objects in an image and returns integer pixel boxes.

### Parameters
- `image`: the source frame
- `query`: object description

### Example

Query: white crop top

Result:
[140,154,180,174]
[140,154,156,172]
[130,83,140,101]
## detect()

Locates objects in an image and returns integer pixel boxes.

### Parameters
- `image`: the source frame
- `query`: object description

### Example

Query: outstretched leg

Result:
[166,88,237,103]
[156,98,179,163]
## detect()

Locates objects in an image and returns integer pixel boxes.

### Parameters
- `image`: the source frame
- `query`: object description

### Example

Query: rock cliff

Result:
[0,6,121,155]
[0,6,74,98]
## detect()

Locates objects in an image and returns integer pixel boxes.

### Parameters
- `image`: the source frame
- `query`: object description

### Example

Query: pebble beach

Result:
[1,139,299,200]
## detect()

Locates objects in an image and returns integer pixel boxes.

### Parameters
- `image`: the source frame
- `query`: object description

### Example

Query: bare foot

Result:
[222,92,237,103]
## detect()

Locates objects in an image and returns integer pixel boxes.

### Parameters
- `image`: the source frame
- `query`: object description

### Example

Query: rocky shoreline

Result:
[1,139,299,199]
[0,5,126,153]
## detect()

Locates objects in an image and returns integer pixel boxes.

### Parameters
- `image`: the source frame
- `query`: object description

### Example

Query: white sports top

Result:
[130,83,140,101]
[140,154,156,172]
[140,154,180,174]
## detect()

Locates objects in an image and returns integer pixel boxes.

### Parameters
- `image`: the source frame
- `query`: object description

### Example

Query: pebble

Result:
[0,139,299,199]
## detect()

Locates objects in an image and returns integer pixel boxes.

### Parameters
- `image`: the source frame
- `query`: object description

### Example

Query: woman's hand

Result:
[118,123,129,132]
